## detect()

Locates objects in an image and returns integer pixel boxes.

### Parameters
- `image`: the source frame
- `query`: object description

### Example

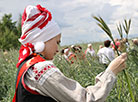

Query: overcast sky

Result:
[0,0,138,45]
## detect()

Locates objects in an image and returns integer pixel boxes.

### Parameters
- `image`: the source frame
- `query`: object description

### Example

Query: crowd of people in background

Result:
[60,38,138,66]
[61,45,86,64]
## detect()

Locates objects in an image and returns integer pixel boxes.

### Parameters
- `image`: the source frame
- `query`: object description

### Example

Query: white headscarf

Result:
[19,5,61,52]
[17,4,61,67]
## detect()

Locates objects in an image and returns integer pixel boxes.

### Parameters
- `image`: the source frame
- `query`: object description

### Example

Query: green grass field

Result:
[0,42,138,102]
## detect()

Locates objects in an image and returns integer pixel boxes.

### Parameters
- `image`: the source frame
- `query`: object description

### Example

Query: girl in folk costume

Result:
[13,4,127,102]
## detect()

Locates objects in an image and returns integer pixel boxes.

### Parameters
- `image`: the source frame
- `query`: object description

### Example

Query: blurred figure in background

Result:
[85,43,95,57]
[71,45,75,49]
[118,38,130,53]
[61,47,76,64]
[111,38,120,51]
[132,38,138,46]
[71,45,86,60]
[99,45,103,49]
[63,48,71,60]
[97,40,115,66]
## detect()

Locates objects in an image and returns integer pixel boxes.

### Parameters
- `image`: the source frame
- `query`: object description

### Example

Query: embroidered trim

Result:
[38,68,60,85]
[31,64,56,81]
[22,72,39,95]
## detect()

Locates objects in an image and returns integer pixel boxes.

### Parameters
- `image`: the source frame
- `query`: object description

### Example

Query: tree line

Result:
[0,14,21,50]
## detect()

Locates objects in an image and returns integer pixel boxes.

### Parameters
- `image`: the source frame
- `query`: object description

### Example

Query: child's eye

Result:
[57,41,61,45]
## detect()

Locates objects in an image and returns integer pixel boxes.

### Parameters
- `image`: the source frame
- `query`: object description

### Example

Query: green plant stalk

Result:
[108,36,135,102]
[117,23,123,40]
[93,16,135,102]
[110,39,135,102]
[117,76,122,102]
[123,70,135,102]
[117,20,135,102]
[123,19,131,40]
[107,30,135,102]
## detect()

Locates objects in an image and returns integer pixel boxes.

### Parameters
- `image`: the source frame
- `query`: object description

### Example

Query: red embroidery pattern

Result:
[31,65,56,81]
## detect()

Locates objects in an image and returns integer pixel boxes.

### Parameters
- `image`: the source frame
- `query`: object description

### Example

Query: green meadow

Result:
[0,41,137,102]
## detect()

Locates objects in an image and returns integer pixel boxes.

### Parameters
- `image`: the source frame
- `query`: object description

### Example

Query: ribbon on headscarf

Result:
[21,4,52,40]
[16,43,34,68]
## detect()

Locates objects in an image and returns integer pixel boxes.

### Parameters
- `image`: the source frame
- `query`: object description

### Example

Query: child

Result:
[13,5,127,102]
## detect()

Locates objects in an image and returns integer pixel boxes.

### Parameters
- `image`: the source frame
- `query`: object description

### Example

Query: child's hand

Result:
[108,53,127,75]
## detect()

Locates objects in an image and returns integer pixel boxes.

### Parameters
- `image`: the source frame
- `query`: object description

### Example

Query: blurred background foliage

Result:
[0,14,21,51]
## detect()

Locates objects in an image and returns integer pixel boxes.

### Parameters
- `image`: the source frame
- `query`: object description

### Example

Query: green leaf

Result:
[117,23,123,39]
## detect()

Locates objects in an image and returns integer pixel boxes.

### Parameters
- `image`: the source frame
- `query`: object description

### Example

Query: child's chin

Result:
[46,57,53,60]
[49,57,54,60]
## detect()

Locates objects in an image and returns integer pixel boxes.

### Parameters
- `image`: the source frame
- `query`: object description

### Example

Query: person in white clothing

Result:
[97,40,115,65]
[13,4,127,102]
[63,48,72,60]
[85,43,96,57]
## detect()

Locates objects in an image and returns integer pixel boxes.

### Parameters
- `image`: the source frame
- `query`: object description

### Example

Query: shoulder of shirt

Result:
[34,60,56,69]
[28,60,60,77]
[109,47,114,51]
[99,47,105,52]
[26,60,61,85]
